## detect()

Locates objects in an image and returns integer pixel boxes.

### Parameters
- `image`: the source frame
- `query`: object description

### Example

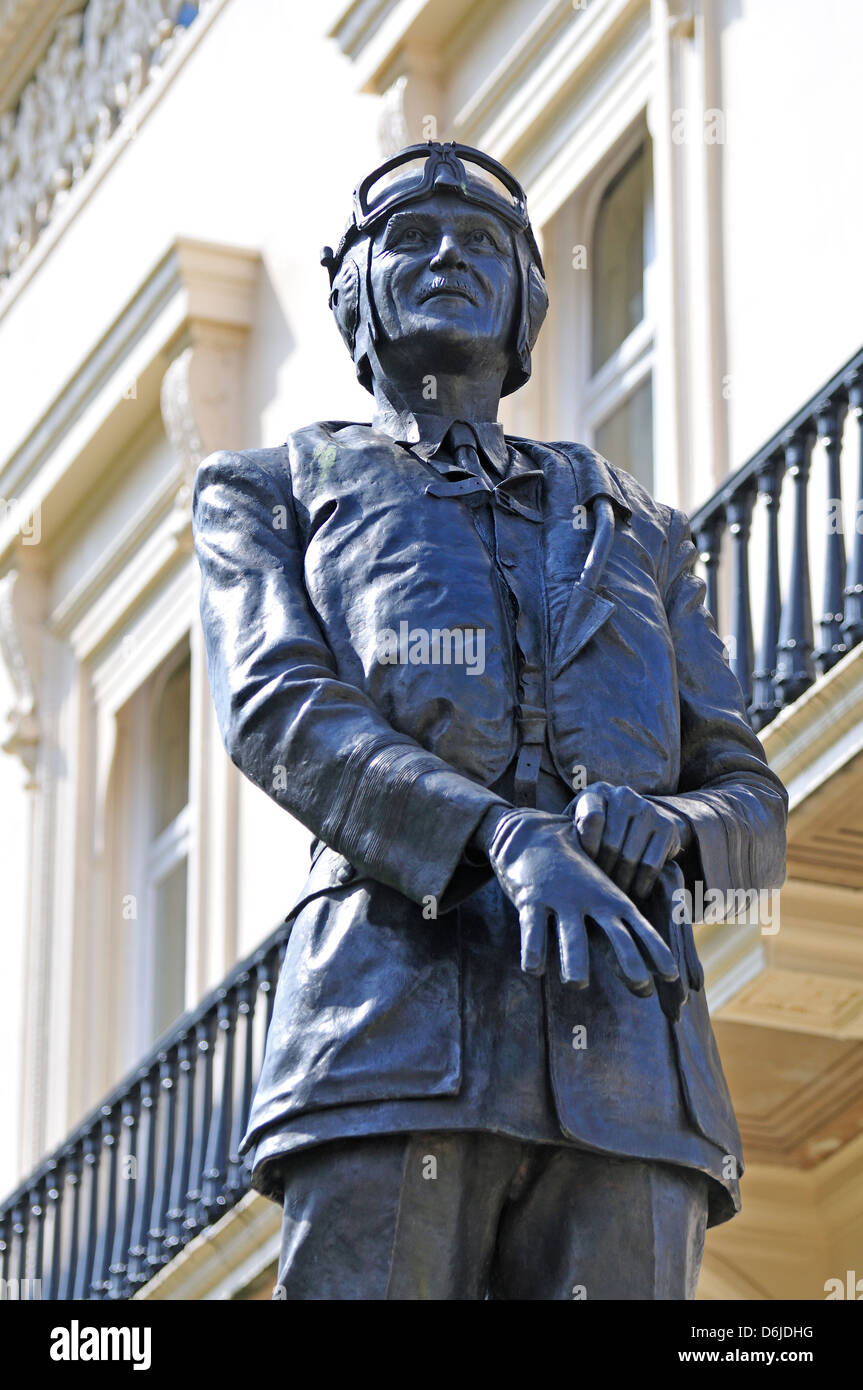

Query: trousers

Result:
[273,1131,709,1300]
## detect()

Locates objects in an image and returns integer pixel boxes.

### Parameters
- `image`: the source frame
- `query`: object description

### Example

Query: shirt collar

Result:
[371,404,511,476]
[510,437,632,518]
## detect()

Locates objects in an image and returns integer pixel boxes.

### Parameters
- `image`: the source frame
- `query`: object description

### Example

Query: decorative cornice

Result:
[0,0,63,66]
[0,0,232,309]
[0,236,259,569]
[328,0,408,68]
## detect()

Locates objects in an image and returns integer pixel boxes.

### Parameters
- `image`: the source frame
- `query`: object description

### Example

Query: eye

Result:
[469,228,498,249]
[395,225,425,246]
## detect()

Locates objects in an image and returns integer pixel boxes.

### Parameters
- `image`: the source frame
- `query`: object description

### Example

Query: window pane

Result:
[592,145,650,371]
[152,858,188,1037]
[153,655,191,835]
[595,375,654,490]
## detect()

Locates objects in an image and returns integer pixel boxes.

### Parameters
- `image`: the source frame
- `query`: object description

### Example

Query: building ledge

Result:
[0,236,259,572]
[762,639,863,813]
[134,1189,280,1302]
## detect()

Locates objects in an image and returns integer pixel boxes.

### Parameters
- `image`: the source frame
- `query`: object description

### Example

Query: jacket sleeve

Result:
[192,448,507,908]
[647,505,788,899]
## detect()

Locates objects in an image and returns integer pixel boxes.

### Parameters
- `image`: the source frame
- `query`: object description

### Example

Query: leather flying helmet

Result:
[321,141,549,397]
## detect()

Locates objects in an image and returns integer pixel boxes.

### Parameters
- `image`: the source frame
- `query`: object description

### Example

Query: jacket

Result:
[192,422,788,1223]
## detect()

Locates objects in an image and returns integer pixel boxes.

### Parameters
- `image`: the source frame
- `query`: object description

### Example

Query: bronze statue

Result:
[192,142,787,1299]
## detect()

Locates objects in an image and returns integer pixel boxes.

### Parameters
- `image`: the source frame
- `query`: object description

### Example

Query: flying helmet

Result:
[321,141,548,397]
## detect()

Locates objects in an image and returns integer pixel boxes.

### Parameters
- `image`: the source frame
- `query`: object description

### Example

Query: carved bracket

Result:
[0,560,45,784]
[160,330,249,550]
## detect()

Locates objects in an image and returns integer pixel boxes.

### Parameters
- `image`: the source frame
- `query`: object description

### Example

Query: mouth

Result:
[419,276,479,307]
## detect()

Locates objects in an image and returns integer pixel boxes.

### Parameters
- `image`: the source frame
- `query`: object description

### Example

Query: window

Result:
[112,642,193,1053]
[584,140,655,490]
[147,653,191,1037]
[591,145,651,370]
[595,376,654,495]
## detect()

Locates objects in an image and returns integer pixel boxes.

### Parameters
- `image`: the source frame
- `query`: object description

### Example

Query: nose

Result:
[430,234,468,271]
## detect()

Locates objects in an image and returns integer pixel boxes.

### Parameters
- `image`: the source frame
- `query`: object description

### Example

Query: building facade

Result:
[1,0,862,1301]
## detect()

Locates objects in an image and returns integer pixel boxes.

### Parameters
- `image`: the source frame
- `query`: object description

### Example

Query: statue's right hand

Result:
[484,808,681,999]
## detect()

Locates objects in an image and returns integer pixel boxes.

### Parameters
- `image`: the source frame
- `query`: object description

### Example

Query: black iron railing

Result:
[0,918,290,1300]
[690,345,863,730]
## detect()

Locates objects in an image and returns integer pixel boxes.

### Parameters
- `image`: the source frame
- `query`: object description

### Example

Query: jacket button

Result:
[334,861,355,884]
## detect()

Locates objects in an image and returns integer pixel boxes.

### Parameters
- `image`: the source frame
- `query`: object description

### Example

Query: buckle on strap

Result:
[516,704,546,745]
[513,704,546,808]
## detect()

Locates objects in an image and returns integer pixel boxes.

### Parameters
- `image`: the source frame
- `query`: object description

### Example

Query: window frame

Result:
[116,636,195,1056]
[540,121,657,490]
[582,130,656,485]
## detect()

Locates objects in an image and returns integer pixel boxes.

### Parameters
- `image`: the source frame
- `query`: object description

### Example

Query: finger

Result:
[595,914,654,996]
[682,922,705,991]
[573,789,607,858]
[656,972,688,1022]
[595,801,633,879]
[632,827,679,901]
[623,912,680,984]
[555,914,590,988]
[613,817,655,896]
[519,905,548,977]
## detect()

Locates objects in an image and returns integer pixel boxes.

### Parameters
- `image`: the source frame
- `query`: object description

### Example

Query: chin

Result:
[388,320,507,375]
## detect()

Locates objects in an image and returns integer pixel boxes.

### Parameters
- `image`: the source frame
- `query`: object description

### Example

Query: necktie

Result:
[442,424,544,807]
[444,420,504,488]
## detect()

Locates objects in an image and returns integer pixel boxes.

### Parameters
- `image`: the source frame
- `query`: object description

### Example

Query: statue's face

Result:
[369,192,518,379]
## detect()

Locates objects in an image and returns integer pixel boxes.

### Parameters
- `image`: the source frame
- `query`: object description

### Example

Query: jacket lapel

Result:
[551,583,617,678]
[512,439,630,674]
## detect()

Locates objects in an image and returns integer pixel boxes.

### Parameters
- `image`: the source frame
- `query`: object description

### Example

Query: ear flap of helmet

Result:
[329,254,360,357]
[525,259,549,354]
[328,239,377,395]
[502,238,549,397]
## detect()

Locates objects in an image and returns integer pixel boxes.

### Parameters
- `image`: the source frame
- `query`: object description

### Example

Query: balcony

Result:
[4,346,863,1300]
[689,344,863,734]
[0,2,215,293]
[0,917,288,1300]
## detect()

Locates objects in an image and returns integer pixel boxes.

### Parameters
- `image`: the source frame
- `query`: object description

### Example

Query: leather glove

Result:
[569,780,688,900]
[647,861,705,1021]
[485,807,682,1004]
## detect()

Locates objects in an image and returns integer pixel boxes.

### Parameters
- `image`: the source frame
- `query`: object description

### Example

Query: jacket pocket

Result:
[244,876,462,1143]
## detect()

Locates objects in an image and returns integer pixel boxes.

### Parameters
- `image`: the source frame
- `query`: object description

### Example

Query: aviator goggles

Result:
[322,141,544,279]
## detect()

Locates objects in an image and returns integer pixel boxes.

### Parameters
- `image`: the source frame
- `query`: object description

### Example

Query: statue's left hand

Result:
[571,781,690,902]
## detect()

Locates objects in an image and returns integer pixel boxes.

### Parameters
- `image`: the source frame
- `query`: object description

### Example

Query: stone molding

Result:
[0,237,257,792]
[134,1188,281,1301]
[0,560,43,783]
[0,236,259,569]
[0,0,233,314]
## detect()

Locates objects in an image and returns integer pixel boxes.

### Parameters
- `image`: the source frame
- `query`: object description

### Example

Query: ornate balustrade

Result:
[0,916,288,1300]
[689,345,863,731]
[0,1,210,283]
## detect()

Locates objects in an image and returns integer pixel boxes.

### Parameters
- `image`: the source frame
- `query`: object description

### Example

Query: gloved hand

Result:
[645,861,705,1021]
[484,807,683,1005]
[569,781,690,900]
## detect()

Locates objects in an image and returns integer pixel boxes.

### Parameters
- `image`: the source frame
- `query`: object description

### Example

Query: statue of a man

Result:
[192,143,787,1300]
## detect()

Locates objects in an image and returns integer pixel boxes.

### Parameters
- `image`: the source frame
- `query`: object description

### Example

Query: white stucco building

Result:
[1,0,862,1301]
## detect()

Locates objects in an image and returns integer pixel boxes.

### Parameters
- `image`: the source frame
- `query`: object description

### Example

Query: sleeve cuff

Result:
[323,740,508,909]
[646,792,739,900]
